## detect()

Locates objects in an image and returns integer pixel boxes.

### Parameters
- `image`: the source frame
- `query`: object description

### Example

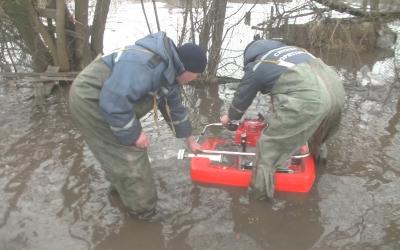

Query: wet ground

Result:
[1,2,400,250]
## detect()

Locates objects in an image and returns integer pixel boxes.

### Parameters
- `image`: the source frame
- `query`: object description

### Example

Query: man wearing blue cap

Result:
[69,32,207,219]
[221,39,345,200]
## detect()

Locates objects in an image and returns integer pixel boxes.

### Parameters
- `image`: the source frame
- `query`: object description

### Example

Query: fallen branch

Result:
[0,71,78,82]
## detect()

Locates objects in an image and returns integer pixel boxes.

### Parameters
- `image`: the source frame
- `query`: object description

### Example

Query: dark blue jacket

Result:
[100,32,192,145]
[228,40,316,120]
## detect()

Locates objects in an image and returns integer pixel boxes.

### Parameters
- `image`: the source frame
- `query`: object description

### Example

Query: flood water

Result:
[1,1,400,250]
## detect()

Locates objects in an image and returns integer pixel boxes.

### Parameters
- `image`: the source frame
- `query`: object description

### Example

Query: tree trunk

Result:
[75,0,91,69]
[178,0,190,46]
[362,0,368,12]
[188,0,195,43]
[198,0,214,53]
[152,0,161,32]
[55,0,70,71]
[91,0,111,57]
[207,0,227,76]
[370,0,380,13]
[140,0,152,34]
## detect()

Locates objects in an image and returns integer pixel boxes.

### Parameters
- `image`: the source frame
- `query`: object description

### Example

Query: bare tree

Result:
[207,0,227,77]
[141,0,152,34]
[90,0,111,59]
[198,0,215,54]
[195,0,228,77]
[314,0,400,18]
[75,0,91,69]
[152,0,161,32]
[0,0,52,72]
[178,0,190,46]
[0,8,30,72]
[0,0,111,72]
[55,0,69,71]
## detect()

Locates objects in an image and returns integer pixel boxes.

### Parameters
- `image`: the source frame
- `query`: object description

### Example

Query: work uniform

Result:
[228,40,345,199]
[69,32,192,215]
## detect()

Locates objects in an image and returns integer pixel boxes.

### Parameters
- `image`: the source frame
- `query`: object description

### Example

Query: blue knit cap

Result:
[177,43,207,73]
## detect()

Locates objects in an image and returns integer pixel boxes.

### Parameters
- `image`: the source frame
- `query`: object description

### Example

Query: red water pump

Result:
[177,117,315,193]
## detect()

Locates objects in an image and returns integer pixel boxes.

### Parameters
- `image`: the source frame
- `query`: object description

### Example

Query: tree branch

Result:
[55,0,70,71]
[312,0,400,19]
[91,0,111,56]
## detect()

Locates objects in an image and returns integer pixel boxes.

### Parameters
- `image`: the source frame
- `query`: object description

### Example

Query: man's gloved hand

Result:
[135,131,150,149]
[186,135,201,153]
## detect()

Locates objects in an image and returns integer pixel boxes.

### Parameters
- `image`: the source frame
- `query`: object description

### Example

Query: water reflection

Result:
[231,194,323,250]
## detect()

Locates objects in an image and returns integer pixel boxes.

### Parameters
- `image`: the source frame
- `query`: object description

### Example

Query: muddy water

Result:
[1,52,399,250]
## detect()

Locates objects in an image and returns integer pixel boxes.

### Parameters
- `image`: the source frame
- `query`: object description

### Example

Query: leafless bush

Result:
[0,8,31,73]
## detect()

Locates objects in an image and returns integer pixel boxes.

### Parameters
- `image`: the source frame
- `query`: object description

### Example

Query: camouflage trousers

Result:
[68,57,157,214]
[251,58,345,199]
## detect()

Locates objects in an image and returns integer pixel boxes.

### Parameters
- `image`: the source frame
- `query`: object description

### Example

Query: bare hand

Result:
[186,136,201,153]
[220,115,230,125]
[135,132,150,149]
